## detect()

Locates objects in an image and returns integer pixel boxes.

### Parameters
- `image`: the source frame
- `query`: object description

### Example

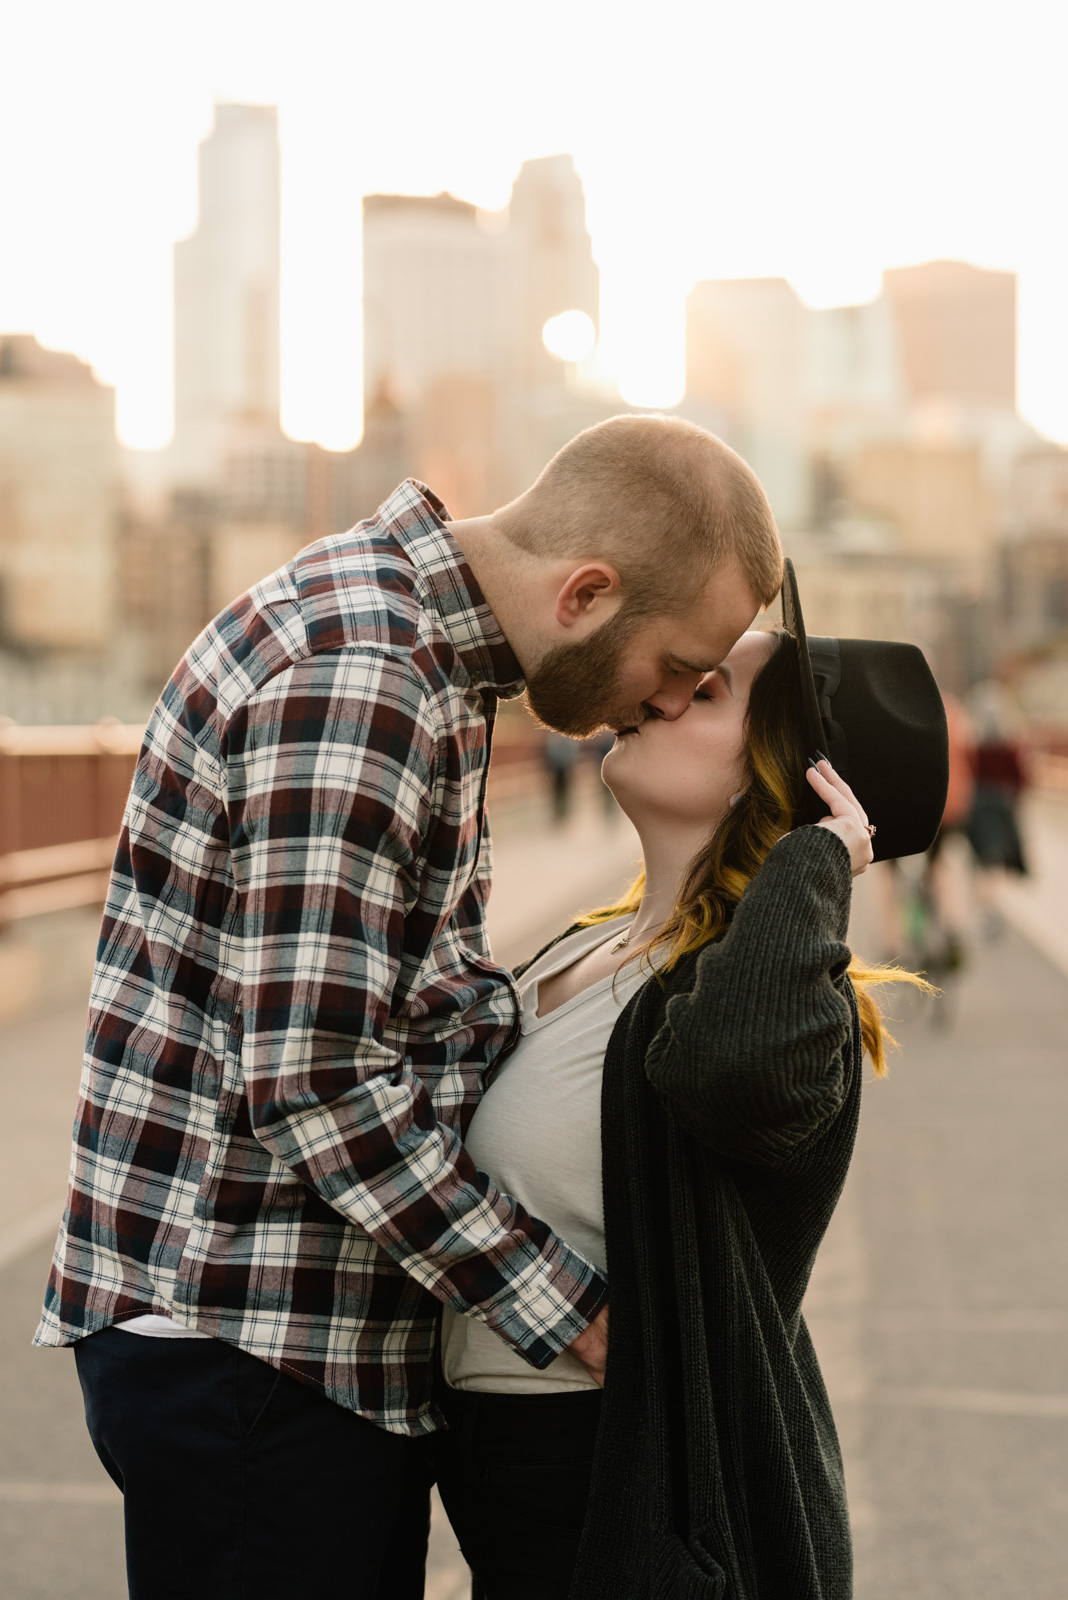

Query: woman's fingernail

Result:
[816,749,830,764]
[807,757,820,771]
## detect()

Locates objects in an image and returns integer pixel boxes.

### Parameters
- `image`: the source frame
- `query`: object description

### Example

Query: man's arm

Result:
[224,647,606,1367]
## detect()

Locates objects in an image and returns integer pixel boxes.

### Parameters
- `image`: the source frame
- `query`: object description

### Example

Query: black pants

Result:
[75,1326,433,1600]
[435,1386,601,1600]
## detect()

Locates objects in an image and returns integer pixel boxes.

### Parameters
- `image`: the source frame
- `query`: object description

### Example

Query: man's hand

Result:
[567,1304,609,1387]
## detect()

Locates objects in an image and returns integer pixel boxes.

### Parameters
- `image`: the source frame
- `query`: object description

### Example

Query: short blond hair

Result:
[499,414,783,615]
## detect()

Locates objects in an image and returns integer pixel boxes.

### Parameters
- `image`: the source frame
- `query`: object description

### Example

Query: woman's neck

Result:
[626,818,712,946]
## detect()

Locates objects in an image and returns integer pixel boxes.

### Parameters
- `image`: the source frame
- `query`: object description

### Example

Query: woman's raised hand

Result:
[806,758,874,877]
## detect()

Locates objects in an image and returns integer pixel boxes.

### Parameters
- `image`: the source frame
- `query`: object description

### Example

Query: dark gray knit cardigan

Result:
[554,825,861,1599]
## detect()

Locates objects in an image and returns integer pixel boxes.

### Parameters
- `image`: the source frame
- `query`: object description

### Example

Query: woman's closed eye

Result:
[692,670,723,703]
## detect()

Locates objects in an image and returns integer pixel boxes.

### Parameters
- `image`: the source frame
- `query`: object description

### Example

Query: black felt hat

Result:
[780,558,949,862]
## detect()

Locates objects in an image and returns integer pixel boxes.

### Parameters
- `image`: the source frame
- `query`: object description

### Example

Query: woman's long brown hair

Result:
[579,630,930,1073]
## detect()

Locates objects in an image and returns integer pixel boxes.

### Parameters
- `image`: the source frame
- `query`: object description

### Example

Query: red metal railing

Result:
[0,719,551,924]
[0,720,143,921]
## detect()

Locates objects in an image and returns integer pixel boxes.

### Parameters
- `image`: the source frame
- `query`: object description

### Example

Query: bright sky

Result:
[3,0,1066,450]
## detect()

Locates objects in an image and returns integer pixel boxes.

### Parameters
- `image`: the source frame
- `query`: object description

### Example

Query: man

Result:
[37,414,782,1597]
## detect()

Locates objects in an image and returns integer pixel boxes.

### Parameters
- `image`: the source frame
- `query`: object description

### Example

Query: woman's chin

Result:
[600,778,646,831]
[599,767,630,813]
[609,782,735,838]
[599,742,627,777]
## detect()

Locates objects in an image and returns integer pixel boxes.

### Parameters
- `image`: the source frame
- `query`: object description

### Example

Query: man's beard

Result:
[524,611,648,737]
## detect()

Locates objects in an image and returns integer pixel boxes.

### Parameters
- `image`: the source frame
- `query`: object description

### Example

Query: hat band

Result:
[808,637,850,780]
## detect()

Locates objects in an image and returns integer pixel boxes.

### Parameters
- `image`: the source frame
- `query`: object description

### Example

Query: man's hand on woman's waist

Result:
[568,1304,610,1387]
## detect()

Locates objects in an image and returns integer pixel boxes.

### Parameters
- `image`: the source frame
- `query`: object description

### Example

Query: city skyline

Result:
[3,0,1067,451]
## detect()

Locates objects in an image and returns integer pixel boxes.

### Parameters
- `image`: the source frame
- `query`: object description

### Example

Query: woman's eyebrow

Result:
[713,663,734,694]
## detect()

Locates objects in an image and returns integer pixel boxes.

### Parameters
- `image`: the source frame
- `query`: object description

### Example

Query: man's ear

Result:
[553,563,623,630]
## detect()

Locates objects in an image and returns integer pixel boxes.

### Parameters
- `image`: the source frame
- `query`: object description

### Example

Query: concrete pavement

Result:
[806,798,1068,1597]
[999,793,1068,984]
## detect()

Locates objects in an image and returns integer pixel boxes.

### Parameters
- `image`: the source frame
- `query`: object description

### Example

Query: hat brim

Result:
[781,558,826,769]
[778,557,950,862]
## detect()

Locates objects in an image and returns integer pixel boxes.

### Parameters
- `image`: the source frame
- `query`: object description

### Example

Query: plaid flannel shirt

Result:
[36,481,607,1435]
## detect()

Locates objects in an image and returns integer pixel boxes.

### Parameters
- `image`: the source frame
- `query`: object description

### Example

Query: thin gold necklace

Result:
[612,921,658,954]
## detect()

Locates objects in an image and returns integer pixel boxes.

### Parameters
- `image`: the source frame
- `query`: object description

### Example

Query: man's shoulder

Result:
[283,520,427,659]
[149,516,460,762]
[194,518,431,700]
[144,477,492,780]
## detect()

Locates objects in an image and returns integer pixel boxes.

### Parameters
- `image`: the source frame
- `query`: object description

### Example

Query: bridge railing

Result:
[0,721,144,923]
[0,719,550,925]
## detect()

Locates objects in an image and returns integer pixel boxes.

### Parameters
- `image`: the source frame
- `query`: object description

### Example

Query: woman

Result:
[437,563,948,1599]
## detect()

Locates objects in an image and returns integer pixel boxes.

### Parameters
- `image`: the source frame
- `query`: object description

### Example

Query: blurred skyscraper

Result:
[361,155,602,513]
[684,277,810,530]
[683,261,1026,546]
[362,156,598,408]
[172,104,282,485]
[1000,447,1068,654]
[681,259,1034,688]
[882,260,1016,410]
[362,193,517,410]
[507,154,599,386]
[0,336,117,655]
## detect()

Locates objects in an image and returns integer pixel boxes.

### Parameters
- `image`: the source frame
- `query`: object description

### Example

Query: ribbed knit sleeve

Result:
[643,825,855,1166]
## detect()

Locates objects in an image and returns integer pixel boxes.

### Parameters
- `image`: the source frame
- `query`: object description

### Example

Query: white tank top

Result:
[441,917,647,1394]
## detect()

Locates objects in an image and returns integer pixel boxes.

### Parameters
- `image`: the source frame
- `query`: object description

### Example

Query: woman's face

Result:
[601,630,775,831]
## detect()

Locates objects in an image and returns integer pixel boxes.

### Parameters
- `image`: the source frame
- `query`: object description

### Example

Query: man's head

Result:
[492,414,783,736]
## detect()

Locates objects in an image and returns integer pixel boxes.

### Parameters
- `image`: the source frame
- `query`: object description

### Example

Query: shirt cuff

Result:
[469,1235,608,1369]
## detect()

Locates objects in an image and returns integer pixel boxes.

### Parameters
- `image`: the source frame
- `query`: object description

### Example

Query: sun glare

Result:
[542,310,596,363]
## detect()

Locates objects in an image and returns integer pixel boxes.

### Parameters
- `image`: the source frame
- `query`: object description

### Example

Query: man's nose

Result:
[643,683,694,722]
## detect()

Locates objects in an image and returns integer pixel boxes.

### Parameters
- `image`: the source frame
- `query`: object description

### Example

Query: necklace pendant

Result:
[612,936,630,953]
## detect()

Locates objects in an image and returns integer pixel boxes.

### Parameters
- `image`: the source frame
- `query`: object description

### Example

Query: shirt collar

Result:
[377,479,524,698]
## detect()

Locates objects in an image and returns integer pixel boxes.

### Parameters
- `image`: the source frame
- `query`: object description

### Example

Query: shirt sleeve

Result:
[223,647,606,1368]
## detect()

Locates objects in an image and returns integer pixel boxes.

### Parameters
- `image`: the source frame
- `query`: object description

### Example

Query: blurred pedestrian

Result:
[874,689,977,974]
[966,682,1029,935]
[585,728,619,818]
[435,564,948,1600]
[33,415,784,1599]
[542,731,579,823]
[922,691,976,974]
